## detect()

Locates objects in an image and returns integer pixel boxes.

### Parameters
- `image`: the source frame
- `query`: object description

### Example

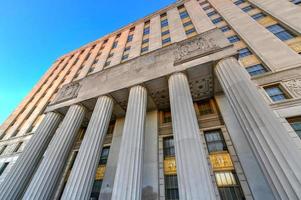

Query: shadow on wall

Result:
[99,185,157,200]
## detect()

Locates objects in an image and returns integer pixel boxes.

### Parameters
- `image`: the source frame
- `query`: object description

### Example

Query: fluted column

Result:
[22,104,86,200]
[0,112,62,200]
[215,57,301,199]
[168,72,216,200]
[111,85,147,200]
[61,96,113,200]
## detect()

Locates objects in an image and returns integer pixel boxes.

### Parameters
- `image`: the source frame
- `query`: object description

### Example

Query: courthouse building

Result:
[1,0,301,199]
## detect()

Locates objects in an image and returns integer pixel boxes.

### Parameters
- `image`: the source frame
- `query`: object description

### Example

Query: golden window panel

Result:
[257,16,277,27]
[164,157,177,175]
[286,37,301,53]
[215,171,237,187]
[209,152,234,171]
[95,165,106,180]
[239,55,261,67]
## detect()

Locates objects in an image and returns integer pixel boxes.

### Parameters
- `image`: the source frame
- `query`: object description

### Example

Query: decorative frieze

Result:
[284,79,301,98]
[53,82,81,104]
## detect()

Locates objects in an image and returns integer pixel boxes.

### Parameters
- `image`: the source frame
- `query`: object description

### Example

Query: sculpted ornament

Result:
[54,82,81,103]
[174,35,219,64]
[284,79,301,97]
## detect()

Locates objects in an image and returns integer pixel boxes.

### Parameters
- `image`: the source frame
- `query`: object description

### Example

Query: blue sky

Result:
[0,0,175,124]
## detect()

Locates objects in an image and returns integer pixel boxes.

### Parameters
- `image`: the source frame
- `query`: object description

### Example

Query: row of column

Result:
[0,57,300,199]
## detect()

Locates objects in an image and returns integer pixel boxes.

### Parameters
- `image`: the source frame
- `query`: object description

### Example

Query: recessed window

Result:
[104,61,111,67]
[251,13,266,20]
[242,5,254,12]
[220,26,231,32]
[142,38,149,44]
[124,46,131,51]
[246,64,267,76]
[127,35,133,42]
[212,17,223,24]
[0,145,7,155]
[161,19,169,27]
[179,11,189,19]
[185,28,196,35]
[266,24,295,41]
[203,5,211,10]
[162,37,171,45]
[162,30,170,36]
[238,48,252,58]
[207,11,217,17]
[141,46,149,53]
[197,99,213,115]
[290,0,301,5]
[0,162,9,176]
[122,54,129,60]
[287,116,301,138]
[228,35,240,43]
[264,85,290,102]
[163,137,175,158]
[90,180,102,200]
[204,130,227,153]
[99,147,110,165]
[165,175,179,200]
[108,53,114,58]
[234,0,245,5]
[112,41,118,49]
[143,27,150,35]
[183,21,193,27]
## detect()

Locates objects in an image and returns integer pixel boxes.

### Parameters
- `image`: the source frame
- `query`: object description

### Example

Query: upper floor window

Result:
[112,41,118,48]
[162,37,171,45]
[207,11,217,17]
[228,35,240,43]
[251,13,266,20]
[234,0,245,5]
[246,64,267,76]
[143,27,150,35]
[179,11,189,19]
[197,99,213,115]
[141,46,149,53]
[287,116,301,138]
[290,0,301,5]
[238,48,252,58]
[162,30,170,36]
[0,162,9,176]
[264,85,290,102]
[203,5,211,10]
[266,24,295,41]
[163,137,175,158]
[165,175,179,200]
[212,17,223,24]
[99,147,110,165]
[127,35,133,42]
[220,26,231,32]
[242,5,254,12]
[161,19,169,27]
[204,130,227,153]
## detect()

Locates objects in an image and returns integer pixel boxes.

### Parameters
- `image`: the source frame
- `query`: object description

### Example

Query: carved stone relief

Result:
[284,79,301,97]
[53,82,81,104]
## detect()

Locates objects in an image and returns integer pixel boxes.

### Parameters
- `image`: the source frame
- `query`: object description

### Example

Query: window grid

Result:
[266,24,295,41]
[238,48,252,58]
[287,116,301,138]
[165,175,179,200]
[264,85,289,102]
[246,64,267,76]
[163,137,175,158]
[204,130,228,153]
[178,5,197,37]
[160,13,171,46]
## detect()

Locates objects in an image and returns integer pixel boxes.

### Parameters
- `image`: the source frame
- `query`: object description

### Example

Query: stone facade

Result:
[0,0,301,199]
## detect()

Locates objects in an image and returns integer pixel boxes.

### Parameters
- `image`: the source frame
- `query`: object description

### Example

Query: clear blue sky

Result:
[0,0,175,124]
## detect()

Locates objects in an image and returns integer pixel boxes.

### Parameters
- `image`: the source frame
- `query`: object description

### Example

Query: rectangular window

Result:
[0,145,7,155]
[179,11,189,19]
[234,0,245,5]
[238,48,252,58]
[287,116,301,138]
[242,5,254,12]
[212,17,223,24]
[228,36,240,43]
[163,137,175,158]
[246,64,267,76]
[127,35,133,42]
[90,180,102,200]
[121,54,129,61]
[251,13,266,20]
[141,46,149,53]
[142,38,149,44]
[207,11,217,17]
[162,37,171,45]
[124,46,131,52]
[143,27,150,35]
[264,85,289,102]
[215,171,245,200]
[183,21,193,27]
[203,5,211,10]
[99,147,110,165]
[165,175,179,200]
[162,30,170,36]
[204,130,227,153]
[161,19,169,27]
[163,111,172,123]
[290,0,301,5]
[185,28,196,35]
[104,61,111,67]
[112,41,118,49]
[266,24,295,41]
[0,162,9,176]
[220,26,231,32]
